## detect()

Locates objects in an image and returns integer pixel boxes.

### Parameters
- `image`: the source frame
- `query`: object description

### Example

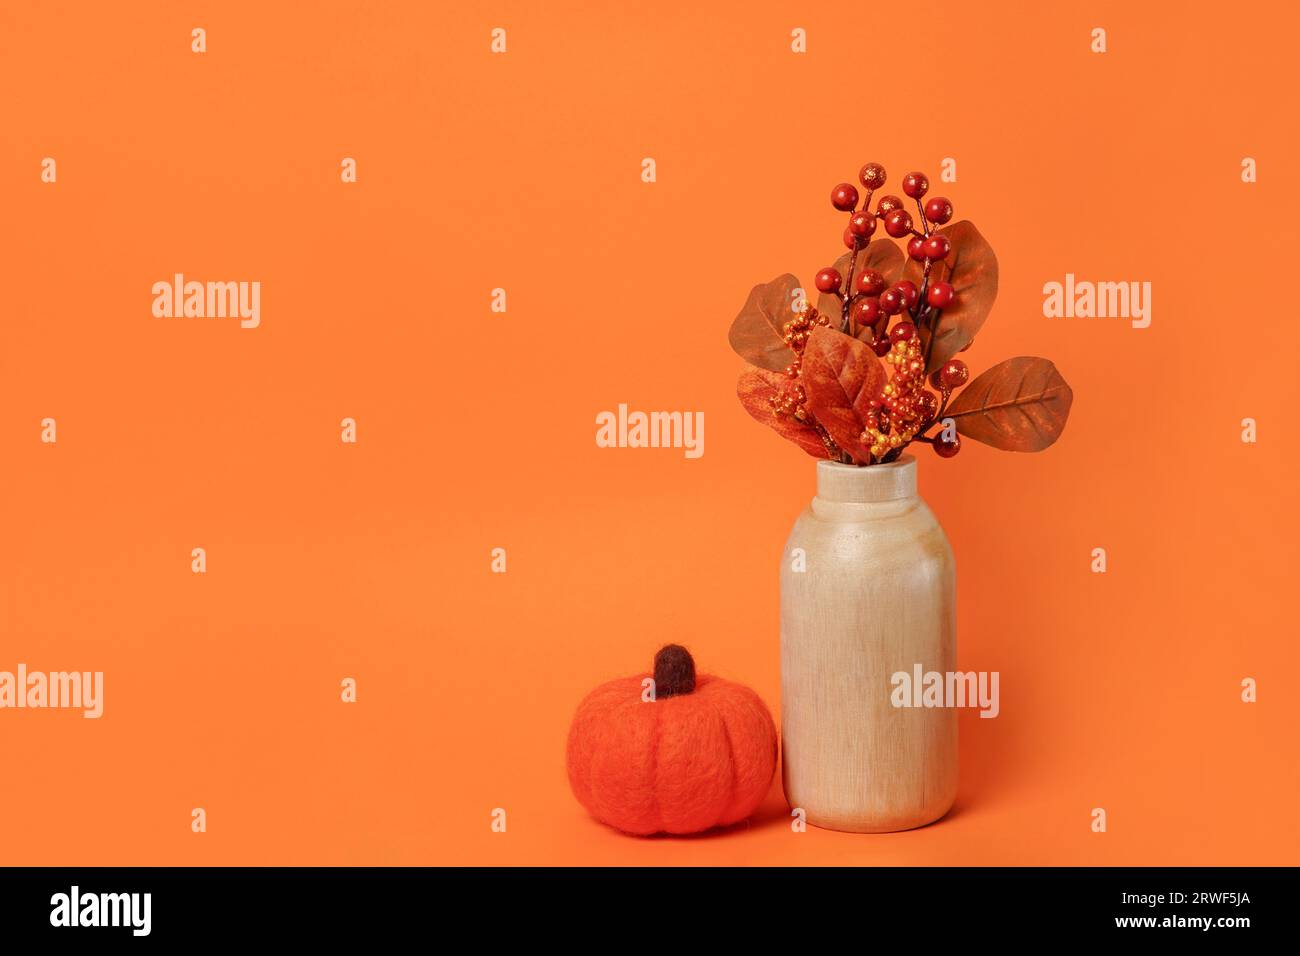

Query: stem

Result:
[841,242,861,334]
[923,308,940,371]
[912,199,935,326]
[653,644,696,698]
[839,191,875,335]
[811,420,845,462]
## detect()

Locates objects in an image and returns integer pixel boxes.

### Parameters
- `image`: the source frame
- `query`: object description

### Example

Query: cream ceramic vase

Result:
[780,455,957,832]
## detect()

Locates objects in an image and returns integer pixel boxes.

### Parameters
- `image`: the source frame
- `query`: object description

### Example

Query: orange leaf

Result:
[902,221,998,372]
[798,326,886,464]
[737,367,831,459]
[947,357,1073,452]
[728,274,801,371]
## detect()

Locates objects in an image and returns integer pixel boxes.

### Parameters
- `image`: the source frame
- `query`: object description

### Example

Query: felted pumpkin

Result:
[566,644,777,835]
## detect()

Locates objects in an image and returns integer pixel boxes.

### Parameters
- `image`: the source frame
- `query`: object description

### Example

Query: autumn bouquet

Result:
[731,162,1072,463]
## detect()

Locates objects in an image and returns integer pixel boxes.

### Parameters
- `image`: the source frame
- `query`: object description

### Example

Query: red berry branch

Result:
[820,164,969,461]
[731,162,1075,465]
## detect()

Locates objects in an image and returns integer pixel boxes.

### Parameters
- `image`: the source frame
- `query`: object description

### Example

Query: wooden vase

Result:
[780,455,957,832]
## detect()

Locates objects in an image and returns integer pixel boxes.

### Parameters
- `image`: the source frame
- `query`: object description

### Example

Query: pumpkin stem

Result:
[653,644,696,698]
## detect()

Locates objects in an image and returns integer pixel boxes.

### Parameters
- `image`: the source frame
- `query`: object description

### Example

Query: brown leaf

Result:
[946,357,1073,452]
[728,274,801,371]
[902,221,999,372]
[816,239,906,324]
[799,325,887,464]
[737,367,831,459]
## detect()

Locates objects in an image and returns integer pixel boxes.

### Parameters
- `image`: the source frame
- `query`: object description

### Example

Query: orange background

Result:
[2,1,1297,866]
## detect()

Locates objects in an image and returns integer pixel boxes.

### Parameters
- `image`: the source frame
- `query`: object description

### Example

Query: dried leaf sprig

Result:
[731,162,1073,465]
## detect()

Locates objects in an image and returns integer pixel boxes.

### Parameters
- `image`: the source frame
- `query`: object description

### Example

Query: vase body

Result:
[780,456,957,832]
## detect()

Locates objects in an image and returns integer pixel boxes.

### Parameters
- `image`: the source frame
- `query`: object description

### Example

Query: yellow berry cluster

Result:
[766,305,830,423]
[767,381,808,422]
[862,333,933,459]
[781,305,831,365]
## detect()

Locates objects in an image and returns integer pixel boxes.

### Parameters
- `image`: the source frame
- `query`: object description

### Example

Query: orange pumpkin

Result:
[566,644,777,835]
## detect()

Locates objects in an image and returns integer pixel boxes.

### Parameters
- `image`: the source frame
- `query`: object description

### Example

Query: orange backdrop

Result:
[2,0,1297,866]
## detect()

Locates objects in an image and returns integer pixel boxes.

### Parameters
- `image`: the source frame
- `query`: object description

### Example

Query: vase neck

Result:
[815,457,917,503]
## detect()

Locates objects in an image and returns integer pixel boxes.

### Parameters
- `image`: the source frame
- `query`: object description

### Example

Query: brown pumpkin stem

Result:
[653,644,696,698]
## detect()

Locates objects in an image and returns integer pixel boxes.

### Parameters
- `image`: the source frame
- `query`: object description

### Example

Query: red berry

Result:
[907,236,927,261]
[926,280,955,309]
[890,321,918,343]
[859,162,887,190]
[929,368,944,389]
[831,183,859,212]
[939,359,969,390]
[895,280,919,309]
[849,210,876,238]
[902,171,929,199]
[814,267,843,293]
[922,235,951,261]
[884,209,913,238]
[843,226,860,249]
[933,433,961,458]
[856,269,886,296]
[876,194,905,215]
[871,335,892,357]
[879,288,904,315]
[914,390,939,420]
[853,297,880,325]
[924,197,953,225]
